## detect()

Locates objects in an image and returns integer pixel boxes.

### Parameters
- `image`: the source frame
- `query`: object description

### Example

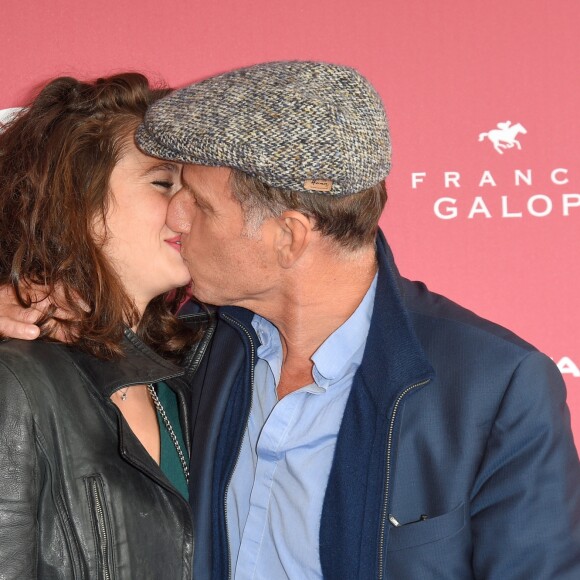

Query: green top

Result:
[155,381,189,500]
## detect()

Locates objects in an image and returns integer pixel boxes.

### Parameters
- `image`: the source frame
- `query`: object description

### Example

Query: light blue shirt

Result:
[227,275,377,579]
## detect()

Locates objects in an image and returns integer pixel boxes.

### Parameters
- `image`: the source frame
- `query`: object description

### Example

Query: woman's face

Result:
[101,138,191,313]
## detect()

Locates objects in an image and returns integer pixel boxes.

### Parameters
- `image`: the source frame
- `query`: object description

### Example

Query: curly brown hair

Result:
[0,73,199,360]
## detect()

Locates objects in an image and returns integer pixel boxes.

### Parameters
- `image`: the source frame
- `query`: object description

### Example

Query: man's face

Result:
[166,164,279,307]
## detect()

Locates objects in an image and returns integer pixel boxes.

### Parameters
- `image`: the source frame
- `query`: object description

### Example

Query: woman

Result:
[0,74,207,578]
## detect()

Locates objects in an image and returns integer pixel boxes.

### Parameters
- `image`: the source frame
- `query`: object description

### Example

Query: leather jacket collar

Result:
[71,327,187,399]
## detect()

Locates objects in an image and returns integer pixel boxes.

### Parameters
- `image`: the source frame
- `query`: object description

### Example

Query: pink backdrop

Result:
[1,0,579,443]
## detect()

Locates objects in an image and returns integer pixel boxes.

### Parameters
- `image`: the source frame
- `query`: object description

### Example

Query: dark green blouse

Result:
[155,381,189,499]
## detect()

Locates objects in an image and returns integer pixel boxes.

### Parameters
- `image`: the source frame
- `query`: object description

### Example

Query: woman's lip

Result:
[165,236,182,252]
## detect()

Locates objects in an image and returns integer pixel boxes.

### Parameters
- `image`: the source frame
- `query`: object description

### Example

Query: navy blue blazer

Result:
[184,230,580,579]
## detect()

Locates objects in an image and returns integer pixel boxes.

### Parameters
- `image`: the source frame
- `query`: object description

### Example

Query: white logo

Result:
[478,121,527,154]
[557,356,580,378]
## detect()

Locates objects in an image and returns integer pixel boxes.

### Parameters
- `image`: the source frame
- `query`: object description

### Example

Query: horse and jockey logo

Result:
[479,121,527,154]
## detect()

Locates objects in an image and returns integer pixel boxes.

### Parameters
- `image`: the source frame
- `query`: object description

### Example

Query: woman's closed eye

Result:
[152,180,174,189]
[152,179,180,195]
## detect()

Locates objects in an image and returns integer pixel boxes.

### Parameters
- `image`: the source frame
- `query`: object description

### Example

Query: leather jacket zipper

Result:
[377,378,431,580]
[87,476,112,580]
[221,314,256,580]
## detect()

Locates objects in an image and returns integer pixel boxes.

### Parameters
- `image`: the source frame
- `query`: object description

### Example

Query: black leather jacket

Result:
[0,313,212,579]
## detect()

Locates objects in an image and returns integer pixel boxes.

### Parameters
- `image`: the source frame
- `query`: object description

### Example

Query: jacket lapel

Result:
[320,230,434,578]
[188,307,256,580]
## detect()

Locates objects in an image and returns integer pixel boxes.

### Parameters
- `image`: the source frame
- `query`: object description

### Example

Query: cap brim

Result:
[135,124,192,163]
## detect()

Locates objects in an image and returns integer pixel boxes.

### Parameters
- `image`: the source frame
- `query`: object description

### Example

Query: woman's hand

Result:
[0,285,86,341]
[0,286,42,339]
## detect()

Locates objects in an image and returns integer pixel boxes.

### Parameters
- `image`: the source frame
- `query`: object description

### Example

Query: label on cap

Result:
[304,179,333,192]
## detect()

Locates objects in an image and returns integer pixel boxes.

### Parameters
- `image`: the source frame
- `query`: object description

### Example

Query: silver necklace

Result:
[147,384,190,484]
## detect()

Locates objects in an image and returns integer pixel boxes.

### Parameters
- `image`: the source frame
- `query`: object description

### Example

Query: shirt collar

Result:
[252,315,284,385]
[311,273,377,387]
[251,273,378,392]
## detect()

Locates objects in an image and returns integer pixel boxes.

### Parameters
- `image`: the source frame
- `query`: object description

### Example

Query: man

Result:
[4,62,580,578]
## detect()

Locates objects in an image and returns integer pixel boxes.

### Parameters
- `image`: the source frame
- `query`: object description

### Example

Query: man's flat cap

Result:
[136,61,391,196]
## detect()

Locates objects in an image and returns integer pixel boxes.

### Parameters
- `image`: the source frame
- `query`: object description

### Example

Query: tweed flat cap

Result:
[136,61,391,196]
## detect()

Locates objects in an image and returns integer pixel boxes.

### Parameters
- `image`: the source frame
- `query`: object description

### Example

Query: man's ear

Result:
[275,211,314,268]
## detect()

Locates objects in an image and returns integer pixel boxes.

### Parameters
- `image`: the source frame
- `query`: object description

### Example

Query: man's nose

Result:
[167,189,193,233]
